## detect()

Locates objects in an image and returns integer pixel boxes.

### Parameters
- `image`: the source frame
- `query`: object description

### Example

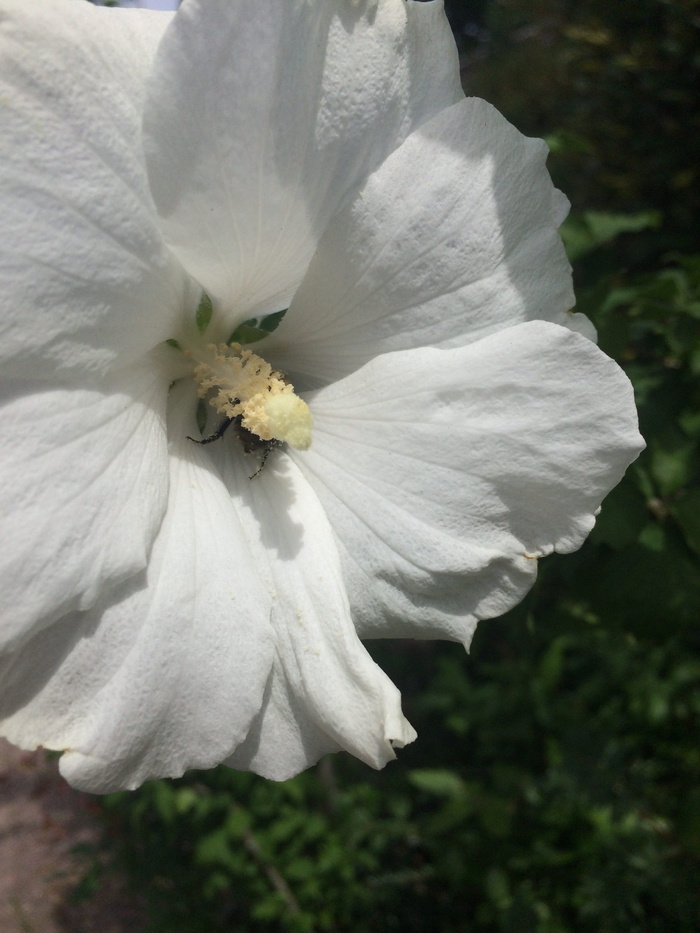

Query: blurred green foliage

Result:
[465,0,700,245]
[93,1,699,930]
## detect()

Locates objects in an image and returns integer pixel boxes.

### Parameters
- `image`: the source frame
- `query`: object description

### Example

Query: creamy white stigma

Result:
[189,342,313,450]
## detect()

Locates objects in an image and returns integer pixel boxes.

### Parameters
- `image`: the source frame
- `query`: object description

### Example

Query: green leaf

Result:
[671,489,700,556]
[408,768,466,797]
[544,129,593,154]
[224,806,252,837]
[648,429,698,496]
[174,787,200,815]
[584,210,661,244]
[152,781,177,824]
[589,479,648,549]
[560,210,661,261]
[485,867,512,910]
[194,829,236,869]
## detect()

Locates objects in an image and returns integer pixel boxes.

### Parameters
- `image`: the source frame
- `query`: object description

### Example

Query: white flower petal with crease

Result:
[0,363,169,648]
[223,453,416,780]
[0,0,184,380]
[143,0,462,330]
[296,321,643,643]
[269,97,583,383]
[0,382,274,793]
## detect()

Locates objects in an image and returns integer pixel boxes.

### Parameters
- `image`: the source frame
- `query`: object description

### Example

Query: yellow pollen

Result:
[192,343,313,449]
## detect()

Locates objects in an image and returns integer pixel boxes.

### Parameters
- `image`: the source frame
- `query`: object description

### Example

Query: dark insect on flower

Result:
[188,415,280,478]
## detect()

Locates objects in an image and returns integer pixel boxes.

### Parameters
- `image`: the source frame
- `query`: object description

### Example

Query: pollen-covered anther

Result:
[265,394,313,450]
[193,343,313,450]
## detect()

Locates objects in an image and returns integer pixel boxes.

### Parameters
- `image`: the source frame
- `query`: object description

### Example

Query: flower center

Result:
[189,342,313,451]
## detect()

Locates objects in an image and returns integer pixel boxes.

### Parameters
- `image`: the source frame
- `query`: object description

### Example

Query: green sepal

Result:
[195,400,208,437]
[195,292,214,335]
[227,308,288,345]
[228,323,271,345]
[165,338,182,350]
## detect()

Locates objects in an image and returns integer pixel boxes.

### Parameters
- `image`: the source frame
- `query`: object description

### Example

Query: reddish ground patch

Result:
[0,738,146,933]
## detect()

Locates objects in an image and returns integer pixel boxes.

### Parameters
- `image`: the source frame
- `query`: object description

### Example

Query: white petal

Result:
[0,382,274,793]
[294,321,644,643]
[213,452,415,779]
[0,0,187,380]
[269,98,577,384]
[143,0,461,332]
[0,359,169,648]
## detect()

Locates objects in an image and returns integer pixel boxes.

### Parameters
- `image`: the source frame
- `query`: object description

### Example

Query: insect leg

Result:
[248,439,280,479]
[187,417,235,445]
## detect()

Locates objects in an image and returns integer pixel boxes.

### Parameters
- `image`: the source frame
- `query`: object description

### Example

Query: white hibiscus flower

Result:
[0,0,643,793]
